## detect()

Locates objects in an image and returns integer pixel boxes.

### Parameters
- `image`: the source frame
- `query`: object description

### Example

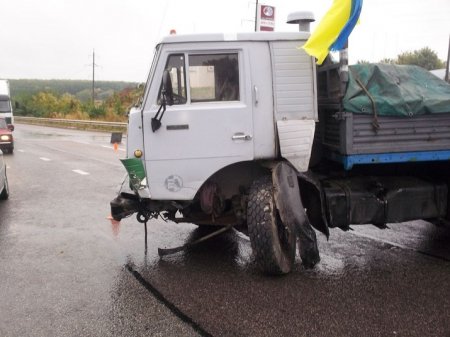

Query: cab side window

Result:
[189,54,239,102]
[159,54,187,105]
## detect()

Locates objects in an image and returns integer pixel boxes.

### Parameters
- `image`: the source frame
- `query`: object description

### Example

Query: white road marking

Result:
[73,140,90,145]
[40,157,51,161]
[72,169,90,175]
[17,149,25,153]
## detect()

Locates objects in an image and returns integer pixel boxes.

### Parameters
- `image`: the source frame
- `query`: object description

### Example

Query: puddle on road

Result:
[26,131,66,139]
[110,216,450,283]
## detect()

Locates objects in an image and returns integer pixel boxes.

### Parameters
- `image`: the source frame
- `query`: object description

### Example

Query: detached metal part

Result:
[158,225,233,257]
[272,162,320,268]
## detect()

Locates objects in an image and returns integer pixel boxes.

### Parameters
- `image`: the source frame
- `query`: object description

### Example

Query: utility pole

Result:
[92,49,95,104]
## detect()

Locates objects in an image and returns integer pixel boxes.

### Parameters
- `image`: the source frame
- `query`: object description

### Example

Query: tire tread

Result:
[247,176,295,275]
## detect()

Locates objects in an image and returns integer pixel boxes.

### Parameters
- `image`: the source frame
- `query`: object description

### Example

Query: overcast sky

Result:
[1,0,449,82]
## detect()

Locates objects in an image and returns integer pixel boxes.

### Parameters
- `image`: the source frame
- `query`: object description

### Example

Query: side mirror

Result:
[151,70,173,132]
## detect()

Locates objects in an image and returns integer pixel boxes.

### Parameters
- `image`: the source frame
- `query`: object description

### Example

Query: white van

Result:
[0,80,14,131]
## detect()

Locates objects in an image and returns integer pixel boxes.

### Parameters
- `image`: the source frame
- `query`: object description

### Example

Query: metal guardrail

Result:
[14,116,127,133]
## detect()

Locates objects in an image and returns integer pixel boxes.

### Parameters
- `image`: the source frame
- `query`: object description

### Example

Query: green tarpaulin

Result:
[343,64,450,116]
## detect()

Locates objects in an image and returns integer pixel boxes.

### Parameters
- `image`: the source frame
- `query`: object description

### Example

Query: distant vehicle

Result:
[0,80,14,131]
[0,118,14,154]
[0,149,9,200]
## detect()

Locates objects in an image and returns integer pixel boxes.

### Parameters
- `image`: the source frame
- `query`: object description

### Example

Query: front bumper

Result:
[110,193,140,221]
[110,175,151,221]
[0,142,13,151]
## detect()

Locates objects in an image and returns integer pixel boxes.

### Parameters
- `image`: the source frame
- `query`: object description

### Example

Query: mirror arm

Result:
[151,91,167,132]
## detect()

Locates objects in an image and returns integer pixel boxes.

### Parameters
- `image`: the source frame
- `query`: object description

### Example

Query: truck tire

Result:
[247,176,296,275]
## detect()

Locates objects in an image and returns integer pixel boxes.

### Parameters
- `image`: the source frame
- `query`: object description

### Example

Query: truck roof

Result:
[159,32,310,45]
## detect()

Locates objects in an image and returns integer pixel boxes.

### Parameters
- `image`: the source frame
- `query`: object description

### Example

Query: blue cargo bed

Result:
[318,111,450,169]
[317,62,450,170]
[328,150,450,170]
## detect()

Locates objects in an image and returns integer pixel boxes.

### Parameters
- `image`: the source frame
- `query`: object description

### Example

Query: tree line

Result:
[358,47,446,70]
[10,80,141,122]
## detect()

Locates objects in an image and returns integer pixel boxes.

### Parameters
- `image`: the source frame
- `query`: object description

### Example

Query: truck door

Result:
[142,48,254,200]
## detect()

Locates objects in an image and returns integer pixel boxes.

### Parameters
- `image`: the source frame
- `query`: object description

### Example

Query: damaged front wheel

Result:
[247,176,296,275]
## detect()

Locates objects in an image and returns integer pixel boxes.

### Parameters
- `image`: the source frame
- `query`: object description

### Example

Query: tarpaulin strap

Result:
[351,68,380,132]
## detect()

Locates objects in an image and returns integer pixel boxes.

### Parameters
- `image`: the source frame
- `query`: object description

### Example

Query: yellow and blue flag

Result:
[302,0,363,65]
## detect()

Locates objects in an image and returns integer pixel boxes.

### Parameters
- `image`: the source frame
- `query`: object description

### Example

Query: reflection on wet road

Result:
[0,124,449,337]
[121,220,450,337]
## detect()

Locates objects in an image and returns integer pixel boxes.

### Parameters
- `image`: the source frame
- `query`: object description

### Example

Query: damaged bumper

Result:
[110,193,140,221]
[110,175,151,221]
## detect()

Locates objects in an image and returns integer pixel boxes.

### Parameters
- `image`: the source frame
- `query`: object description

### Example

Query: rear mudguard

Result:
[272,162,320,268]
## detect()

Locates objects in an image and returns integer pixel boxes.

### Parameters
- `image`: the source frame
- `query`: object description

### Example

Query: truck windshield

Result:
[0,100,11,112]
[0,119,7,129]
[140,46,160,108]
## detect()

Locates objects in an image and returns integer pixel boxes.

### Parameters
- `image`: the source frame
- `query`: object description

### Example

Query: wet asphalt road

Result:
[0,124,449,337]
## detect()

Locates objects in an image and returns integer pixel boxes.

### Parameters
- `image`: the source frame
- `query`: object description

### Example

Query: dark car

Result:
[0,118,13,154]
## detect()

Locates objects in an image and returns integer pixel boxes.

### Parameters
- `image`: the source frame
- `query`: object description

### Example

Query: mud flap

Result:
[272,162,320,268]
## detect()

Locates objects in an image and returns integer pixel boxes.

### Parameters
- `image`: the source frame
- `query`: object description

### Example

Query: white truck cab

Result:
[128,32,317,201]
[113,31,320,274]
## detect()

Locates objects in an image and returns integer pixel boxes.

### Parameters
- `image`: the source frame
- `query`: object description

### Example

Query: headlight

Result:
[134,149,143,158]
[0,135,11,141]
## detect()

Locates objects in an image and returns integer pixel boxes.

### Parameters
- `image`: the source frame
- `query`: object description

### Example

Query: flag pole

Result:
[339,41,349,95]
[254,0,259,32]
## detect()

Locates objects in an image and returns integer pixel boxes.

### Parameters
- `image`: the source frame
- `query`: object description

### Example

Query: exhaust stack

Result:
[286,11,315,32]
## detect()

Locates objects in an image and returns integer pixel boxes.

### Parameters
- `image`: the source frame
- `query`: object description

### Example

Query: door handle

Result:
[232,133,252,141]
[253,85,259,106]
